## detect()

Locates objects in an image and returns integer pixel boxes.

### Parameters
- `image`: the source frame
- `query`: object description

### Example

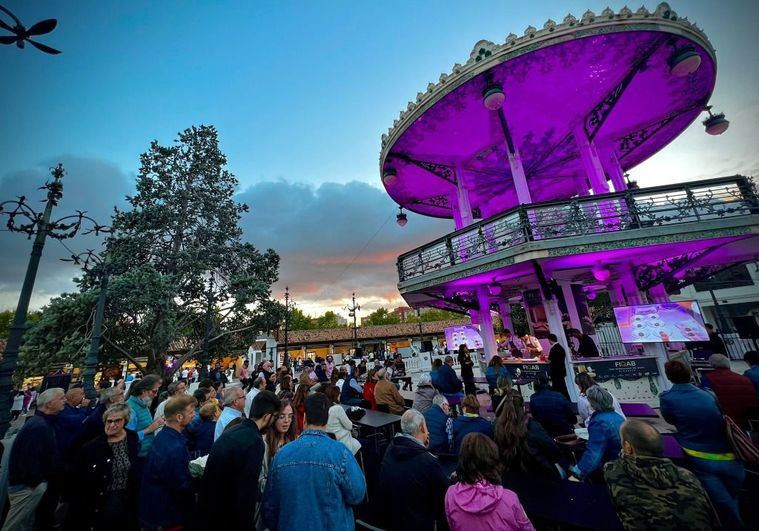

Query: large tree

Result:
[20,126,280,378]
[102,125,279,375]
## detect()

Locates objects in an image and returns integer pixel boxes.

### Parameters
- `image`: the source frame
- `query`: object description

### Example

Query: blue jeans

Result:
[688,456,745,530]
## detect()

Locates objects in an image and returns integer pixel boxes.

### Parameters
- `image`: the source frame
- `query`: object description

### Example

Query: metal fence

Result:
[398,176,758,282]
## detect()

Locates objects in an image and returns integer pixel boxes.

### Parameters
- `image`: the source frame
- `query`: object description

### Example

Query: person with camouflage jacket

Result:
[604,420,719,530]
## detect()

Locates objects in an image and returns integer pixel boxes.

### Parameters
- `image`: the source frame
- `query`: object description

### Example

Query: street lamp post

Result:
[345,293,361,353]
[62,250,111,401]
[283,286,290,368]
[0,165,109,438]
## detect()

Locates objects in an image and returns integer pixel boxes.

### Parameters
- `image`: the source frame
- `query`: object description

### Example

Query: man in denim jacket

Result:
[262,393,367,530]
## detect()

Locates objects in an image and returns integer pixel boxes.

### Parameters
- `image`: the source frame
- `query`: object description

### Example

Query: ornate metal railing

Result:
[397,176,758,282]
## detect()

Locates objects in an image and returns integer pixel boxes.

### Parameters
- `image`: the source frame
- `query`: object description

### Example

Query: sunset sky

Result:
[1,0,757,321]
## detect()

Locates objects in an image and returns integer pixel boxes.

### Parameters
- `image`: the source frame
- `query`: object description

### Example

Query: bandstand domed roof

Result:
[380,3,717,219]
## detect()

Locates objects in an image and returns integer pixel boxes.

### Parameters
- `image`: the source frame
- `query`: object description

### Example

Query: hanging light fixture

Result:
[668,46,701,77]
[482,83,505,111]
[382,167,398,186]
[592,264,611,282]
[585,290,597,300]
[396,206,408,227]
[488,281,502,296]
[702,106,729,135]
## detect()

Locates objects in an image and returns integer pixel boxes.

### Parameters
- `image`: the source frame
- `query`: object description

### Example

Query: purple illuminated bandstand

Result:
[380,3,759,403]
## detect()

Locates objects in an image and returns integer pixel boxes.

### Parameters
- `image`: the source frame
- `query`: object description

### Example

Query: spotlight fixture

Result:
[382,167,397,186]
[585,290,597,301]
[592,264,611,282]
[482,83,505,111]
[488,281,502,296]
[396,206,408,227]
[668,46,701,77]
[702,106,729,135]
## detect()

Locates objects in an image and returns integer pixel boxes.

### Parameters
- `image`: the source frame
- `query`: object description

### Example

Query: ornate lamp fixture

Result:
[668,46,701,77]
[702,106,729,135]
[482,83,505,111]
[382,167,398,186]
[396,206,408,227]
[592,264,611,282]
[487,281,502,296]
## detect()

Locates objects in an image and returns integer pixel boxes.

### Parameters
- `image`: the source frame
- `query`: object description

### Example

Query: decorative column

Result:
[476,288,499,362]
[543,297,579,402]
[573,126,610,195]
[602,149,627,192]
[619,265,671,392]
[496,109,532,205]
[454,164,474,230]
[559,281,583,332]
[648,284,669,303]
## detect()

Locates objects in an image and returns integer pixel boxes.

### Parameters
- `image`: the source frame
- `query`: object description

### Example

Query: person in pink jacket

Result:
[445,433,535,531]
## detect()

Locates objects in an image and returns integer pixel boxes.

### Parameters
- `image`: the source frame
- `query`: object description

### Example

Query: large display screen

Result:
[444,325,484,351]
[614,301,709,343]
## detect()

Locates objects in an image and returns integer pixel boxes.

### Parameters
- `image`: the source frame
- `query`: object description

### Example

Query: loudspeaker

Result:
[353,347,364,358]
[421,340,433,352]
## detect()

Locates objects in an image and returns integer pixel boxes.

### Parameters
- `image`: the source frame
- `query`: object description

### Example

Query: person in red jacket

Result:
[702,354,758,429]
[363,368,378,410]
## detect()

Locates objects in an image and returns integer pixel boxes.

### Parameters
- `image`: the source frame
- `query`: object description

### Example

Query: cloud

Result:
[0,162,451,319]
[236,179,451,316]
[0,156,133,310]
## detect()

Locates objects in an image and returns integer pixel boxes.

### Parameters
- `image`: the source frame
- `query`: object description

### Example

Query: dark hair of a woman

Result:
[292,381,310,409]
[574,372,596,394]
[456,433,503,485]
[488,355,503,368]
[494,395,530,470]
[432,358,443,369]
[264,399,298,468]
[324,384,340,405]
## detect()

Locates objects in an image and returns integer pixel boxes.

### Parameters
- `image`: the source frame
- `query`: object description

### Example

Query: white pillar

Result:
[648,284,669,303]
[559,281,583,331]
[620,266,672,392]
[603,149,627,192]
[573,126,610,195]
[543,297,579,402]
[476,288,499,362]
[454,165,474,229]
[498,301,514,333]
[609,281,626,307]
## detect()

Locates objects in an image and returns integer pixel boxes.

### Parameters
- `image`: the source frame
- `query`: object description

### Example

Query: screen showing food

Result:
[613,301,709,343]
[444,325,484,351]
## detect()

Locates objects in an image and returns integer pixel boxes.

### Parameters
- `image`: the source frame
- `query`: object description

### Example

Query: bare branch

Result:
[103,335,146,374]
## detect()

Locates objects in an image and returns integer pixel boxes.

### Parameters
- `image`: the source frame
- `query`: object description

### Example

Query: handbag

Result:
[723,414,759,464]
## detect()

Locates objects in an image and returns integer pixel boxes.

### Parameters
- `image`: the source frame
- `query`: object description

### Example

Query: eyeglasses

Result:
[105,418,126,425]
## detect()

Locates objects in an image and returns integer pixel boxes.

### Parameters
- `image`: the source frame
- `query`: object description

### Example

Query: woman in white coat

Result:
[325,384,361,455]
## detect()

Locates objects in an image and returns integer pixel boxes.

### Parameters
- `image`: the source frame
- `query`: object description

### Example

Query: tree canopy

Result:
[20,125,281,378]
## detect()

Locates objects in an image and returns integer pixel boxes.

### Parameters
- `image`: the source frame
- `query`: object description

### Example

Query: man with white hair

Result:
[5,387,67,530]
[377,409,449,531]
[214,386,246,440]
[701,353,758,429]
[412,373,439,414]
[423,394,453,454]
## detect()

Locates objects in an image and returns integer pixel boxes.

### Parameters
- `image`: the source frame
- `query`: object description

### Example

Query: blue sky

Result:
[1,0,757,317]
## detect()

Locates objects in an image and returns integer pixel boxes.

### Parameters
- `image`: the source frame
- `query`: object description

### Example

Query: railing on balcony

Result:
[397,176,758,282]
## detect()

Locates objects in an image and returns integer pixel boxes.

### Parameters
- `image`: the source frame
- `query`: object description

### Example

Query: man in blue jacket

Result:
[139,394,197,531]
[263,393,366,530]
[437,356,464,400]
[529,374,576,437]
[424,394,453,454]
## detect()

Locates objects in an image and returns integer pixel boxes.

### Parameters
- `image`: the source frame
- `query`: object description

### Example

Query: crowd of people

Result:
[2,345,758,530]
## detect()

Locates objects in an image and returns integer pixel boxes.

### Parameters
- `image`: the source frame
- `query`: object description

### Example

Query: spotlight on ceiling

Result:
[488,282,502,296]
[482,83,505,111]
[396,206,408,227]
[668,46,701,77]
[702,106,729,135]
[592,264,611,283]
[585,290,597,301]
[382,167,398,186]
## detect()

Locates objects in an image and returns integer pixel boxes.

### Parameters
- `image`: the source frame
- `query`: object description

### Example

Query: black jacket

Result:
[65,430,140,531]
[198,419,265,530]
[8,411,61,488]
[377,435,450,531]
[548,343,567,378]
